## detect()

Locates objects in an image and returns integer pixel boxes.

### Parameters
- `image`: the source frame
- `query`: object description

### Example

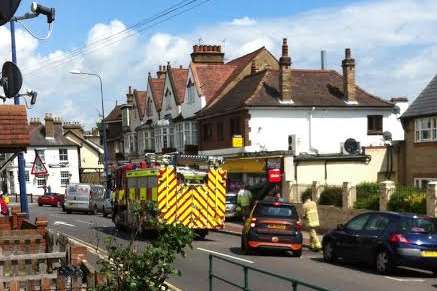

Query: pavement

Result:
[28,205,437,291]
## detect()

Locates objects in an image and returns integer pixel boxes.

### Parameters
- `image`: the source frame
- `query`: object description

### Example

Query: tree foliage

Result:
[97,201,194,291]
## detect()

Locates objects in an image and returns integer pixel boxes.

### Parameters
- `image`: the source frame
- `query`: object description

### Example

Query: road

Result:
[30,205,437,291]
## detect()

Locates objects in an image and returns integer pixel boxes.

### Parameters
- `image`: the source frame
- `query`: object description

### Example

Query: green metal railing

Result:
[208,254,334,291]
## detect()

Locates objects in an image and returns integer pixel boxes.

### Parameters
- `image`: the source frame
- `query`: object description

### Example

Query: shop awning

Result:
[223,158,266,173]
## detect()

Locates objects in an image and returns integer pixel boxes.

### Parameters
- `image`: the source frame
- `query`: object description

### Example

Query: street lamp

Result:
[70,70,110,193]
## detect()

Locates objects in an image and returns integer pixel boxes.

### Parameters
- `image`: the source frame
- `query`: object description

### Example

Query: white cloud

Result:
[229,17,256,26]
[2,0,437,128]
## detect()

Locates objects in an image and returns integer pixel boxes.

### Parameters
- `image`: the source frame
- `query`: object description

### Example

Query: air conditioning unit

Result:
[288,134,297,155]
[340,138,361,155]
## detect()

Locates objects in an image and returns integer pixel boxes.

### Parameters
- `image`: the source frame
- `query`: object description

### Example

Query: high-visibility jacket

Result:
[3,195,9,204]
[303,199,319,228]
[237,189,251,207]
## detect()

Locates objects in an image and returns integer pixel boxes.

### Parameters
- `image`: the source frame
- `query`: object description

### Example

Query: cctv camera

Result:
[31,2,55,23]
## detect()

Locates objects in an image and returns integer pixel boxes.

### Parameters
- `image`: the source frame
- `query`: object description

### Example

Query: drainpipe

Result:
[309,107,319,154]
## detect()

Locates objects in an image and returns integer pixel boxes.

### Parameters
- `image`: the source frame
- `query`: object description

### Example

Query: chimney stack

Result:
[156,65,166,79]
[321,50,327,70]
[279,38,293,102]
[191,45,224,64]
[126,86,134,105]
[44,113,54,139]
[342,48,356,102]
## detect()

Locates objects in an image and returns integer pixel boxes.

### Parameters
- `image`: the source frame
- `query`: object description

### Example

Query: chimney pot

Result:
[179,65,183,69]
[44,113,55,139]
[345,48,352,59]
[342,48,356,102]
[129,86,132,95]
[190,43,225,64]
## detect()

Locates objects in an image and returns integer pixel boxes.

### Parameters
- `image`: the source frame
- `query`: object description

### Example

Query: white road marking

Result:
[384,276,425,282]
[53,221,76,227]
[76,219,94,225]
[197,247,254,264]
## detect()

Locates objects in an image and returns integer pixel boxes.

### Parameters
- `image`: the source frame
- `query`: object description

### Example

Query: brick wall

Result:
[402,119,437,185]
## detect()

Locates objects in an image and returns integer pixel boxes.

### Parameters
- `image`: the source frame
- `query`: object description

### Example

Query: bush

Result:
[97,201,194,291]
[319,186,342,207]
[301,188,312,202]
[355,182,380,210]
[388,186,426,214]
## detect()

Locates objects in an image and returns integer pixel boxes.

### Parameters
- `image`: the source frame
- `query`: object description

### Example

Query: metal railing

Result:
[208,254,334,291]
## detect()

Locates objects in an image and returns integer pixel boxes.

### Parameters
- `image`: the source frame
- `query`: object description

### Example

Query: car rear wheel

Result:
[38,203,43,207]
[376,250,392,275]
[323,241,336,263]
[291,249,302,257]
[241,237,252,255]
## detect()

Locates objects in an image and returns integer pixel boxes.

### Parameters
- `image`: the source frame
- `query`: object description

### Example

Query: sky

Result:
[1,0,436,128]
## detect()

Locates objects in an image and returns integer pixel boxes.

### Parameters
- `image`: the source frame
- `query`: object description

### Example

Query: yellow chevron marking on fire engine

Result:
[178,198,193,224]
[193,188,217,222]
[118,189,125,201]
[128,188,136,201]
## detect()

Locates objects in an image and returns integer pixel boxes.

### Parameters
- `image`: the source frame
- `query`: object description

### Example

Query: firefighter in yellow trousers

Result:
[303,196,322,251]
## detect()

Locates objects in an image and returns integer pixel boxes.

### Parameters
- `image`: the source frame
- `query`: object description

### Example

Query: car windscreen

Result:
[226,196,237,204]
[254,204,297,219]
[400,217,437,234]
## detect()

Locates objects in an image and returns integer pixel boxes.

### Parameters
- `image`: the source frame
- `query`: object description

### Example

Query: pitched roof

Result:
[0,105,29,151]
[198,69,392,117]
[401,74,437,119]
[30,124,77,147]
[191,63,237,103]
[149,78,165,112]
[168,68,189,105]
[104,105,122,122]
[64,129,104,154]
[133,90,147,120]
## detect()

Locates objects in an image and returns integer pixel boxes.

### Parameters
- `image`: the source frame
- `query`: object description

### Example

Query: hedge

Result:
[354,182,380,210]
[388,186,426,214]
[319,186,342,207]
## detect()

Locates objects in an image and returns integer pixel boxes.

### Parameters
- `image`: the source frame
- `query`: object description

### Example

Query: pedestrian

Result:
[302,196,321,251]
[237,184,252,220]
[0,193,9,216]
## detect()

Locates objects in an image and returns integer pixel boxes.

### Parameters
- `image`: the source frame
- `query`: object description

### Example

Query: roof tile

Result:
[401,74,437,119]
[169,68,189,105]
[150,78,165,112]
[134,90,147,120]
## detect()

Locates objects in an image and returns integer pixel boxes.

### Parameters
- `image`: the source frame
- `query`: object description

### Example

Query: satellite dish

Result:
[344,138,360,154]
[2,61,23,98]
[393,105,401,115]
[383,131,392,141]
[0,0,21,26]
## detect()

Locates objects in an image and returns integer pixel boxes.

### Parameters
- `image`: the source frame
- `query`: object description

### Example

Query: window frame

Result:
[59,148,68,162]
[60,171,70,186]
[414,177,437,189]
[36,176,47,187]
[367,115,383,135]
[415,117,437,143]
[345,213,371,232]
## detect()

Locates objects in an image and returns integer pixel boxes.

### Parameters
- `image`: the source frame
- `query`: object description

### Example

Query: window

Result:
[192,122,198,145]
[202,123,213,142]
[165,89,172,111]
[162,128,168,149]
[169,126,175,148]
[415,117,437,142]
[184,122,192,144]
[176,123,184,150]
[0,153,5,160]
[367,115,383,135]
[35,149,45,161]
[414,178,437,189]
[59,149,68,162]
[187,80,195,104]
[345,214,371,231]
[37,176,46,187]
[146,98,153,117]
[230,117,241,137]
[122,107,130,127]
[364,215,390,232]
[24,171,29,182]
[217,122,224,141]
[61,171,70,186]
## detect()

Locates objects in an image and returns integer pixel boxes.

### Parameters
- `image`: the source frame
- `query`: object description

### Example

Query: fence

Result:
[208,254,333,291]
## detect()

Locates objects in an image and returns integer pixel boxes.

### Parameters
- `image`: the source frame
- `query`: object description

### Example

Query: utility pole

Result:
[10,20,29,215]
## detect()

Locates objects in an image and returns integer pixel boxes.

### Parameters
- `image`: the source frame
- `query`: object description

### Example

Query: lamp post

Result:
[70,70,109,192]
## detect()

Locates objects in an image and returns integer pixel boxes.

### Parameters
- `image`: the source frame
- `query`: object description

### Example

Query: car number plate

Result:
[267,224,286,230]
[421,251,437,257]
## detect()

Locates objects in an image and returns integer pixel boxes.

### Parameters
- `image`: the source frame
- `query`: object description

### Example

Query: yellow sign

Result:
[232,135,244,148]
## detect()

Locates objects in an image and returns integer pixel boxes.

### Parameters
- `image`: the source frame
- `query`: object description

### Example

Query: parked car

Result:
[322,211,437,275]
[91,189,113,217]
[225,193,238,219]
[37,192,64,207]
[63,184,104,214]
[241,199,302,256]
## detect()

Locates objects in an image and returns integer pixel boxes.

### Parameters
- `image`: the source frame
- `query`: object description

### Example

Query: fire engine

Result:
[111,153,226,238]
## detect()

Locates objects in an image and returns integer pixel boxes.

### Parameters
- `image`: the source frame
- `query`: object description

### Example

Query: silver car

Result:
[225,193,238,218]
[91,189,113,217]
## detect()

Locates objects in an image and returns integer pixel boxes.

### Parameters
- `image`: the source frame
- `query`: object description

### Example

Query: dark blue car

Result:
[322,211,437,275]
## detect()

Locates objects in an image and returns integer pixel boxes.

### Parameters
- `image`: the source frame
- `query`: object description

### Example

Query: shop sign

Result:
[232,135,244,148]
[267,158,281,169]
[268,169,282,183]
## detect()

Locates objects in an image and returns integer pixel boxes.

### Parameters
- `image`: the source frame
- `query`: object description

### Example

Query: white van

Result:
[64,184,104,214]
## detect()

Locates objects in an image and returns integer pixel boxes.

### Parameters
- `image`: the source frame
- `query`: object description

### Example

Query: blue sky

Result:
[2,0,437,128]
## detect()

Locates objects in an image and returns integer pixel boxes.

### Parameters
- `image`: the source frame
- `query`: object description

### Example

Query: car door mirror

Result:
[337,224,345,231]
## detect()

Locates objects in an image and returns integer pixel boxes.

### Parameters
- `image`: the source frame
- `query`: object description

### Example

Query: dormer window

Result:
[165,89,172,111]
[187,79,195,104]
